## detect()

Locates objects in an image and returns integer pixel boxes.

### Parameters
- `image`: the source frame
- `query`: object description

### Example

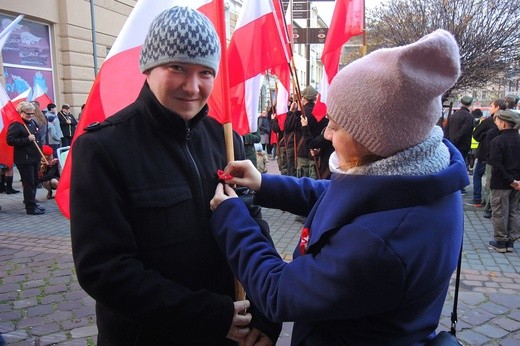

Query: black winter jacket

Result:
[472,116,497,161]
[488,129,520,190]
[6,119,41,165]
[70,83,280,345]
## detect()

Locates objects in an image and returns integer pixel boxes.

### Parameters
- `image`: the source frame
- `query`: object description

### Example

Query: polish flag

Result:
[228,0,291,134]
[56,0,228,218]
[314,0,364,119]
[30,83,54,109]
[0,85,22,168]
[271,0,292,129]
[11,88,31,108]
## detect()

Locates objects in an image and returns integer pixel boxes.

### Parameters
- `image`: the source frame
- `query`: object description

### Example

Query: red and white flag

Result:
[314,0,363,120]
[271,0,292,127]
[11,87,31,108]
[30,83,54,109]
[0,84,22,168]
[56,0,228,218]
[228,0,291,134]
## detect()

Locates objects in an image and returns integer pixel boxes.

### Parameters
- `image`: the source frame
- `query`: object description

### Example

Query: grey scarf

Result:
[329,126,450,176]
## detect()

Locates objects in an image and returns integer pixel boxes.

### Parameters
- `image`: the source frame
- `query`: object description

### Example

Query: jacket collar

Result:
[136,82,209,141]
[305,139,468,253]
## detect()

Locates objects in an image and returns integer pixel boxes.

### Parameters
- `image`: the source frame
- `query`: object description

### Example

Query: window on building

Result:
[1,14,55,103]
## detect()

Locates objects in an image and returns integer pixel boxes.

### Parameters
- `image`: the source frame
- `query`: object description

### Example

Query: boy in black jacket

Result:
[488,110,520,253]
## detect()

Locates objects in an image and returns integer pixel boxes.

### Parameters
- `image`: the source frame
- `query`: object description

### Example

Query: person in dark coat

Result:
[487,110,520,253]
[6,102,45,215]
[473,99,506,212]
[57,103,77,147]
[444,95,474,193]
[69,7,280,345]
[211,30,467,345]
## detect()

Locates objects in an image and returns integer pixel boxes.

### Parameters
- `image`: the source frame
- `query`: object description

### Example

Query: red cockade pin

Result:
[217,169,234,181]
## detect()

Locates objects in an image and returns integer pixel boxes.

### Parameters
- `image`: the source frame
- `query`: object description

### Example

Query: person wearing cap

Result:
[487,110,520,253]
[473,98,507,218]
[209,30,468,344]
[37,144,60,200]
[444,95,474,194]
[285,86,322,178]
[6,102,45,215]
[57,103,77,147]
[69,6,279,345]
[44,103,63,157]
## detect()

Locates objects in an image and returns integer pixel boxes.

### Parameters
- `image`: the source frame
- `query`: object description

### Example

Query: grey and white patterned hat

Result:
[139,6,221,75]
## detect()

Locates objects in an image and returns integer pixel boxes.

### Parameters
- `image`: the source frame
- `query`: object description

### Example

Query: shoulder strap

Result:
[450,224,463,336]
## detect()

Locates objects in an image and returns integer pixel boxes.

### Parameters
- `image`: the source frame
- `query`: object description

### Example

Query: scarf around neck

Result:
[329,126,450,176]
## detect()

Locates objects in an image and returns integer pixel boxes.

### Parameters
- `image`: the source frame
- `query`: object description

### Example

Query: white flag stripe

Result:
[234,0,274,31]
[245,74,263,133]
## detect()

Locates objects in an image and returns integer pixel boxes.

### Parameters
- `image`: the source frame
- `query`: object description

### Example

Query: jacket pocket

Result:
[129,183,196,248]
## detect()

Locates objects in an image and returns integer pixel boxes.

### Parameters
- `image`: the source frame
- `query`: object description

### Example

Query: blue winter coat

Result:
[211,140,468,345]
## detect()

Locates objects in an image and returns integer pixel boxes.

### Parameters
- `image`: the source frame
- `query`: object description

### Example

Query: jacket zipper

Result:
[184,127,207,219]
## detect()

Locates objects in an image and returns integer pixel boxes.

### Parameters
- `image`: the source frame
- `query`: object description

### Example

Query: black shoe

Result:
[483,211,492,219]
[489,240,507,253]
[27,209,45,215]
[5,188,20,194]
[36,205,46,211]
[506,242,514,253]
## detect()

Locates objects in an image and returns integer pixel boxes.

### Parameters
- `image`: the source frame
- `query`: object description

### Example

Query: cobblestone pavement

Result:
[1,161,520,345]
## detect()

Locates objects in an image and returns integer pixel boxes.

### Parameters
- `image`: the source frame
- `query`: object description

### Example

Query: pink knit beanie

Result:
[327,29,461,157]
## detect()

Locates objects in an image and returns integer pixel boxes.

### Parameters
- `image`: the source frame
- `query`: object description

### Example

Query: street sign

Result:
[282,1,308,19]
[309,28,328,43]
[292,28,329,44]
[292,28,307,44]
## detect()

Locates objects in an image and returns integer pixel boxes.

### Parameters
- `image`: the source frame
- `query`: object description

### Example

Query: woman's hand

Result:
[210,183,238,211]
[227,300,252,342]
[220,160,262,192]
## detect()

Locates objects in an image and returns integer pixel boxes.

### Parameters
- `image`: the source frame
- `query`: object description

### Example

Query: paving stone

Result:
[29,322,61,336]
[27,304,55,317]
[478,301,510,315]
[38,332,69,345]
[460,307,495,325]
[13,297,38,309]
[17,316,47,328]
[457,329,489,345]
[493,317,520,332]
[474,324,509,338]
[19,288,43,299]
[508,311,520,322]
[70,325,97,338]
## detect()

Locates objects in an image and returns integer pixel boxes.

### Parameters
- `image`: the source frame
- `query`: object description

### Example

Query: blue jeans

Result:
[472,159,486,203]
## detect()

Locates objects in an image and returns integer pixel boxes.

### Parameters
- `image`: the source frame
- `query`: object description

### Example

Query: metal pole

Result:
[90,0,99,76]
[305,0,310,87]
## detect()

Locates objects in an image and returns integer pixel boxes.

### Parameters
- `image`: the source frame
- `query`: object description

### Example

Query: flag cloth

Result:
[11,88,31,108]
[314,0,363,119]
[30,83,54,109]
[55,0,226,218]
[0,85,22,168]
[228,0,291,134]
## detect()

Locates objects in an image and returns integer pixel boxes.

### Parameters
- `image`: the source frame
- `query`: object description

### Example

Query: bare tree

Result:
[367,0,520,95]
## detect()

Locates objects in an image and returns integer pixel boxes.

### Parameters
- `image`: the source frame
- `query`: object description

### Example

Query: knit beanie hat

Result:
[327,29,461,157]
[139,6,221,75]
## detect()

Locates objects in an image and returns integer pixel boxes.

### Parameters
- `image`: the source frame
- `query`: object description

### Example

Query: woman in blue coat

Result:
[209,30,469,345]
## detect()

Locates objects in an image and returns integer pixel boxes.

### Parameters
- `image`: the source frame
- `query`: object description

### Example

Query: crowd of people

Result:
[443,94,520,254]
[0,100,77,215]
